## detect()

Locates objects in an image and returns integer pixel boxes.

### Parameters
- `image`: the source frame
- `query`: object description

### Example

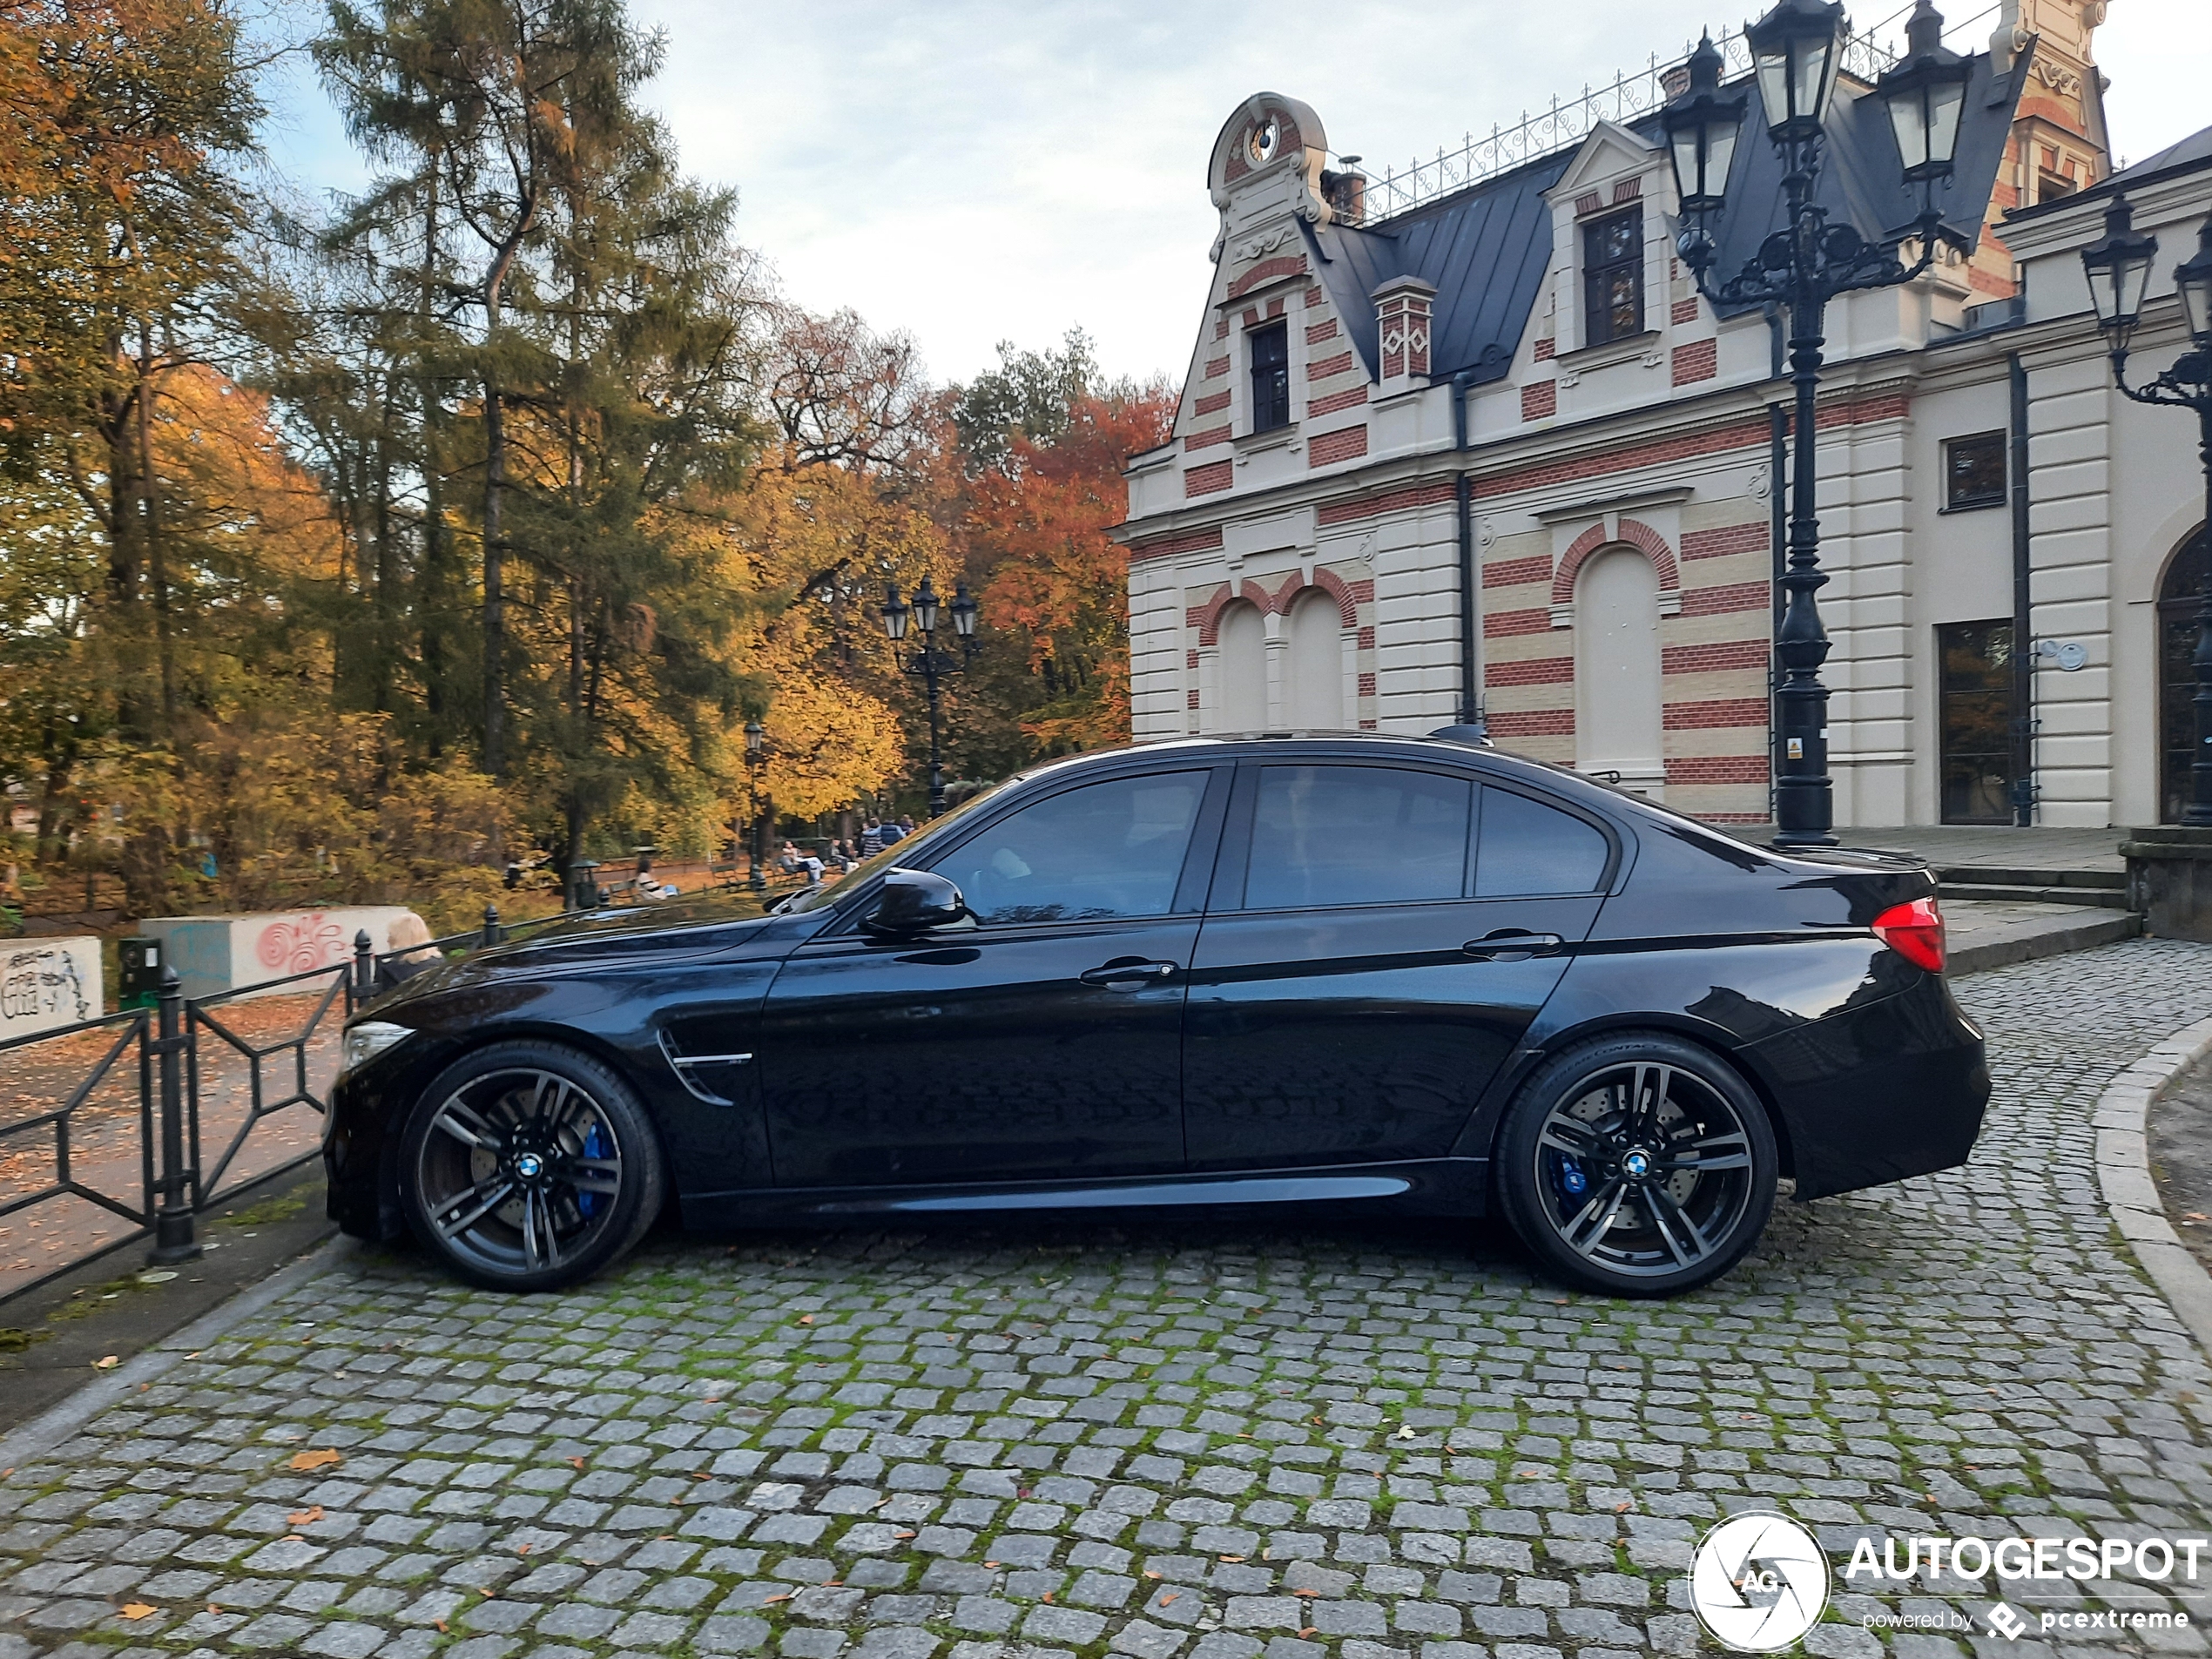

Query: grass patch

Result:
[0,1326,51,1352]
[219,1190,308,1227]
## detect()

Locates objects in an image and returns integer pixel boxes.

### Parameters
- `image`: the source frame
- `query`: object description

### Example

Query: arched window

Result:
[1575,546,1664,785]
[2159,527,2209,824]
[1217,599,1266,732]
[1285,590,1344,729]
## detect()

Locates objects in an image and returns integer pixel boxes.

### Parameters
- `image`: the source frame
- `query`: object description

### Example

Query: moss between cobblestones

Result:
[4,941,2212,1657]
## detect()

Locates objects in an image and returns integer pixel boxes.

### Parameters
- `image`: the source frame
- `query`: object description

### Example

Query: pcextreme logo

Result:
[1688,1512,1831,1653]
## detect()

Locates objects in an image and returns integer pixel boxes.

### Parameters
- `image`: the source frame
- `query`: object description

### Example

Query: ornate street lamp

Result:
[2083,199,2212,825]
[881,576,981,818]
[743,718,770,892]
[1663,0,1972,846]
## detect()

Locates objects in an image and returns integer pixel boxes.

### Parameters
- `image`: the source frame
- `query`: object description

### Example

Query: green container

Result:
[118,935,163,1009]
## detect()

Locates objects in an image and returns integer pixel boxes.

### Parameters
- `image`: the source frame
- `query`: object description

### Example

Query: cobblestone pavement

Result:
[6,940,2212,1659]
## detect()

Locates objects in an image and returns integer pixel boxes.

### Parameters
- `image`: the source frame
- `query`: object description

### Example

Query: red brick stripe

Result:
[1184,461,1232,497]
[1307,351,1357,381]
[1483,555,1553,589]
[1308,426,1369,467]
[1306,320,1339,345]
[1486,656,1573,685]
[1681,581,1770,616]
[1671,339,1717,386]
[1204,356,1230,379]
[1185,425,1231,451]
[1193,390,1231,416]
[1130,525,1224,563]
[1484,606,1553,637]
[1663,698,1769,730]
[1226,254,1310,300]
[1681,522,1768,559]
[1489,708,1575,736]
[1308,385,1369,417]
[1521,381,1557,421]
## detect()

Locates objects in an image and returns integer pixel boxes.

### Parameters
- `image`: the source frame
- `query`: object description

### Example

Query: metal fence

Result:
[0,904,579,1305]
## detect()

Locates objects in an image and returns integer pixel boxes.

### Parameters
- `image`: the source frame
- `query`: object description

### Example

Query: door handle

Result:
[1461,930,1567,962]
[1079,960,1178,986]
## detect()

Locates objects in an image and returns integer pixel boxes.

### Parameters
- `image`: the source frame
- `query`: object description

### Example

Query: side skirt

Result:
[678,1158,1490,1230]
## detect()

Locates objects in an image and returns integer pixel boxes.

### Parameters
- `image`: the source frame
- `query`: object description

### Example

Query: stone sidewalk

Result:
[6,941,2212,1659]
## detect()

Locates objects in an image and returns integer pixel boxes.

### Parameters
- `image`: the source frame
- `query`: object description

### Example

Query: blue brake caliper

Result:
[1551,1153,1588,1203]
[577,1124,609,1218]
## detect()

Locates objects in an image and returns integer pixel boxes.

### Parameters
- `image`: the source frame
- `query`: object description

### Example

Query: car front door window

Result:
[935,773,1205,923]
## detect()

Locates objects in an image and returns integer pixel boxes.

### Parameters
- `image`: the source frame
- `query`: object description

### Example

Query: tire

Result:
[1494,1032,1777,1297]
[398,1041,666,1292]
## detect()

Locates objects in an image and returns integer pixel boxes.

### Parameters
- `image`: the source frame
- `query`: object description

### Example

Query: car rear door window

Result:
[1474,786,1611,896]
[1244,765,1474,910]
[931,772,1205,924]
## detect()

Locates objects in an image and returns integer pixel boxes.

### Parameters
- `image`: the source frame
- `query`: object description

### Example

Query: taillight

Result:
[1871,897,1946,974]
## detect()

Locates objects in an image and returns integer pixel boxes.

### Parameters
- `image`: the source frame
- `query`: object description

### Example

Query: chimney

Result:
[1372,274,1438,394]
[1322,158,1367,225]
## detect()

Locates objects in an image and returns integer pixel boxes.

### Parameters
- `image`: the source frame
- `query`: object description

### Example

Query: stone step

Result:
[1944,901,2143,975]
[1925,863,2124,890]
[1938,880,2132,909]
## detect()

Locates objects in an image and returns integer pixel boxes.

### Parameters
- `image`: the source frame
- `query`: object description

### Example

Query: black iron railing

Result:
[0,900,608,1304]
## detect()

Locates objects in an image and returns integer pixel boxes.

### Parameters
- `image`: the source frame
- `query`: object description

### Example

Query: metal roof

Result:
[1302,44,2027,381]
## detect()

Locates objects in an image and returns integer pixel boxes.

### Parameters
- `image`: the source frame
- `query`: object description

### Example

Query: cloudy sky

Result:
[252,0,2212,387]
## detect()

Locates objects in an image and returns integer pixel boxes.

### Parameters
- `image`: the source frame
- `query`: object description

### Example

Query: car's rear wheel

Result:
[1495,1032,1777,1297]
[398,1042,664,1291]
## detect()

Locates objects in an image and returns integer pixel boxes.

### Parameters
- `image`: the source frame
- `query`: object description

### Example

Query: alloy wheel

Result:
[1529,1060,1758,1278]
[413,1069,625,1279]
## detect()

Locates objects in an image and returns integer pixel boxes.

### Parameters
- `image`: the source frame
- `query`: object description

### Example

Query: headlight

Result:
[339,1021,417,1081]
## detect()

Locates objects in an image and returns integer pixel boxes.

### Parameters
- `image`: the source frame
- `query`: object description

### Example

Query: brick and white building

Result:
[1118,0,2212,829]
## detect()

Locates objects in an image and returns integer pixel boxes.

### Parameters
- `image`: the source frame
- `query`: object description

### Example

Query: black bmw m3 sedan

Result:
[326,732,1989,1297]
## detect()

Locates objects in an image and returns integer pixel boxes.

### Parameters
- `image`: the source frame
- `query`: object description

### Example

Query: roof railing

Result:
[1350,24,1901,225]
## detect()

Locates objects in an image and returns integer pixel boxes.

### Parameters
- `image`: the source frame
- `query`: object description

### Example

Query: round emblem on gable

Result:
[1247,118,1280,165]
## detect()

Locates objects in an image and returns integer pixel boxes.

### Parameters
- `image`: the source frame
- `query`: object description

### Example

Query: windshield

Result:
[776,781,1010,914]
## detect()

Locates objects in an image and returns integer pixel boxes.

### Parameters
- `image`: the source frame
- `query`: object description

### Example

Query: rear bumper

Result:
[1743,973,1990,1202]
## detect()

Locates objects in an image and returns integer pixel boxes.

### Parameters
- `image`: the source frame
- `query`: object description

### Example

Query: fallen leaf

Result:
[2188,1212,2209,1222]
[894,1530,916,1540]
[692,1472,712,1480]
[1311,1416,1325,1426]
[1160,1592,1180,1605]
[1394,1426,1415,1440]
[797,1314,814,1325]
[207,1603,221,1615]
[479,1588,495,1598]
[1614,1501,1633,1514]
[287,1506,323,1526]
[118,1602,157,1621]
[1017,1487,1033,1499]
[1292,1588,1320,1597]
[763,1593,791,1605]
[139,1383,149,1392]
[1042,1591,1055,1603]
[1517,1470,1540,1479]
[567,1457,586,1470]
[288,1449,341,1472]
[281,1535,306,1544]
[1218,1554,1244,1563]
[1144,1569,1161,1579]
[93,1355,119,1370]
[1299,1629,1318,1639]
[985,1561,1000,1569]
[435,1620,448,1634]
[518,1544,532,1555]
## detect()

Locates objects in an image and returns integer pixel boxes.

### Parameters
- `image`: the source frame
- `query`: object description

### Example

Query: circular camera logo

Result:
[1689,1511,1831,1652]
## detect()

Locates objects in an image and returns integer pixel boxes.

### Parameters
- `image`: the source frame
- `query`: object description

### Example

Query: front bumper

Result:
[1743,972,1991,1201]
[325,1067,412,1242]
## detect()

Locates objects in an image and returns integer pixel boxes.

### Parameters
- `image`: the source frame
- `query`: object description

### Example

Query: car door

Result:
[752,765,1229,1189]
[1182,763,1615,1170]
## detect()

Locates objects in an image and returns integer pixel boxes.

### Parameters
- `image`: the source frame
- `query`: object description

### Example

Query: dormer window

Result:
[1582,206,1645,346]
[1249,321,1290,432]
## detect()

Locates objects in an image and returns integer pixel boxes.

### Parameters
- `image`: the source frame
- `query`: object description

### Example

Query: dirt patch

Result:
[2148,1048,2212,1275]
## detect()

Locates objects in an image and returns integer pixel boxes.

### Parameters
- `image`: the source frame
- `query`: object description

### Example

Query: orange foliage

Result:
[967,388,1175,752]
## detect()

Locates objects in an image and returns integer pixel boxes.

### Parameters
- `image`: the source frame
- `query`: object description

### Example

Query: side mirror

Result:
[860,868,972,938]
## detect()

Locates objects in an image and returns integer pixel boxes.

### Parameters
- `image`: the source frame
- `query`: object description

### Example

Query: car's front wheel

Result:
[1495,1033,1777,1297]
[398,1042,665,1291]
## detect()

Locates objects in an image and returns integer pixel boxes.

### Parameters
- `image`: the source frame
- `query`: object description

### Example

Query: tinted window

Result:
[931,772,1204,925]
[1944,430,2006,509]
[1581,206,1643,345]
[1245,765,1473,910]
[1474,787,1610,896]
[1250,321,1290,432]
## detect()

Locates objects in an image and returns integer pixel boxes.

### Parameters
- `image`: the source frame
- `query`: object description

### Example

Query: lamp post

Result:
[1663,0,1972,846]
[2080,199,2212,824]
[742,718,770,892]
[880,575,980,817]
